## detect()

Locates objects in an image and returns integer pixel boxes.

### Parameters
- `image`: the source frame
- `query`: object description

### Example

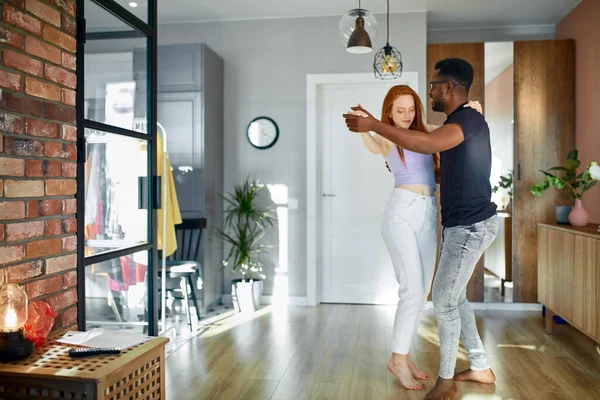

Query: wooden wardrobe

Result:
[427,40,575,303]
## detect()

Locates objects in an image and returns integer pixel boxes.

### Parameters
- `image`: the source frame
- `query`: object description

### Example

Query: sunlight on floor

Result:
[199,306,274,338]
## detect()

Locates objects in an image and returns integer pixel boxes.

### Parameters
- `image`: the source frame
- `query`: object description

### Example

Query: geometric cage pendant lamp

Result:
[339,0,377,54]
[374,0,403,79]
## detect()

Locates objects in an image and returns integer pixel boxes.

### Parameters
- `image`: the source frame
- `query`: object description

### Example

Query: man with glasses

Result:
[343,58,498,400]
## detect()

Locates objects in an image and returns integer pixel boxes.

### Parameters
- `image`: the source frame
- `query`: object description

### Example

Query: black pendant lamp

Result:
[374,0,403,79]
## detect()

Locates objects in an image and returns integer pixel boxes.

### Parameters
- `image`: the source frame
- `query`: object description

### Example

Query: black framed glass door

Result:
[76,0,158,334]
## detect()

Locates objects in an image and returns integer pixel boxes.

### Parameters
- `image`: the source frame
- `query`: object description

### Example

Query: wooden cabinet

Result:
[538,223,600,342]
[427,39,575,303]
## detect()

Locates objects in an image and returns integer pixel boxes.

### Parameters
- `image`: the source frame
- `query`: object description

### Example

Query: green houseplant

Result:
[530,150,599,226]
[492,171,513,214]
[217,177,276,312]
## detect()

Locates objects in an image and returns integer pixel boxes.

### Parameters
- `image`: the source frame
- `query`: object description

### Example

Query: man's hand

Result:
[343,106,378,133]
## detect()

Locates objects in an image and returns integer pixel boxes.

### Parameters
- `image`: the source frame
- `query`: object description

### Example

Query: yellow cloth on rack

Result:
[156,133,182,257]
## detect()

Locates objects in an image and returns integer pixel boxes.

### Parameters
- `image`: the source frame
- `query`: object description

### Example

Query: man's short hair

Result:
[434,58,474,92]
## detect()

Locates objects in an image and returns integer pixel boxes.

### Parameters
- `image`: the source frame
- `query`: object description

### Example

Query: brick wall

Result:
[0,0,77,330]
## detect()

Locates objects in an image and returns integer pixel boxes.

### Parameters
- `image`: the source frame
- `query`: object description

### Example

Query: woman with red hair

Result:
[355,85,480,391]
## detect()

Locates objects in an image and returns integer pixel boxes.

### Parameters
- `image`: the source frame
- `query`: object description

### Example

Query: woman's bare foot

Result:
[387,354,425,390]
[407,358,429,380]
[453,368,496,384]
[424,378,457,400]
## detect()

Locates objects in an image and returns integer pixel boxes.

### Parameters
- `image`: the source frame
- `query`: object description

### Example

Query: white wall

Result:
[159,13,428,298]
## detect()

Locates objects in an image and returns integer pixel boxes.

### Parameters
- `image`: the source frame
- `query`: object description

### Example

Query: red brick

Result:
[27,275,63,299]
[4,179,44,197]
[26,118,60,138]
[0,70,23,91]
[2,5,43,36]
[25,77,61,101]
[45,0,75,17]
[26,237,61,258]
[26,0,61,27]
[44,64,75,89]
[62,270,76,288]
[25,36,61,64]
[61,124,75,141]
[45,179,76,196]
[62,217,76,233]
[62,235,75,251]
[0,179,3,196]
[0,25,25,50]
[45,102,75,123]
[61,51,75,70]
[48,142,76,160]
[45,218,62,236]
[26,199,58,218]
[44,140,65,158]
[61,14,76,36]
[5,0,25,9]
[6,220,44,242]
[0,201,25,220]
[0,156,25,176]
[42,198,61,215]
[3,49,43,77]
[3,136,44,157]
[45,253,76,274]
[0,224,4,241]
[3,92,44,117]
[0,133,3,152]
[65,143,75,160]
[62,198,75,214]
[47,288,77,312]
[43,25,75,53]
[5,260,44,283]
[61,161,75,177]
[0,244,25,264]
[59,306,77,327]
[26,200,39,218]
[0,112,25,134]
[61,88,75,106]
[26,159,61,177]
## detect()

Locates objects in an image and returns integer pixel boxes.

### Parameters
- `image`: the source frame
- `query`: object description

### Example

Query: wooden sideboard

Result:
[538,223,600,342]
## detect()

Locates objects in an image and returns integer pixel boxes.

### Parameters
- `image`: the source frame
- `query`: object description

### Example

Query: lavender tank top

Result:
[385,148,436,189]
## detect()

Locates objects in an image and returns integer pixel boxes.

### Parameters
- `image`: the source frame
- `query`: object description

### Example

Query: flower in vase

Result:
[590,162,600,181]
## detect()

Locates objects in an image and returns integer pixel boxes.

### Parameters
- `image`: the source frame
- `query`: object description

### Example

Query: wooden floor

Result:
[165,304,600,399]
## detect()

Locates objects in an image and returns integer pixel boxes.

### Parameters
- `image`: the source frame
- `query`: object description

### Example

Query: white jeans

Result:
[382,188,438,355]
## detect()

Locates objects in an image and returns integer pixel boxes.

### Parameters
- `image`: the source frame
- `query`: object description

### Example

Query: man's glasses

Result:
[429,80,457,91]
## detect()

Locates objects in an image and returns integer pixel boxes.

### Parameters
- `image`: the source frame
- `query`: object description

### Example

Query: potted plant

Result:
[492,171,513,214]
[217,178,275,312]
[530,150,599,226]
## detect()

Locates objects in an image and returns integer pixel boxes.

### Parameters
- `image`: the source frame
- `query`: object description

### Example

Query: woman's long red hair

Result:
[381,85,440,169]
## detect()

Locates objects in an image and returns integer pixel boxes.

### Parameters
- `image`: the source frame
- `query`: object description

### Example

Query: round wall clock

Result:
[247,116,279,149]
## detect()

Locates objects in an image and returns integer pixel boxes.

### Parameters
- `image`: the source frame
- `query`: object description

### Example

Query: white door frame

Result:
[305,72,419,306]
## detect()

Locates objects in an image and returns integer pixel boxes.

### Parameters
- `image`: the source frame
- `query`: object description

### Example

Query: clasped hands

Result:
[343,105,377,133]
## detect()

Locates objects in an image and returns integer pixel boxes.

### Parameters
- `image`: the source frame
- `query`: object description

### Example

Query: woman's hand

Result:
[466,100,483,115]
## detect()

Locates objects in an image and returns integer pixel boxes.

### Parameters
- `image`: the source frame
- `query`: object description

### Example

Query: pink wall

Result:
[557,0,600,223]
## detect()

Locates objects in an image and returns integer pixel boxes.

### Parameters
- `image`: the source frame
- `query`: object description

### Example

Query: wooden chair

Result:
[159,218,206,330]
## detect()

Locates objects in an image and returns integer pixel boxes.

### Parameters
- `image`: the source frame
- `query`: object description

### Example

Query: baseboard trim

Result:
[220,295,308,307]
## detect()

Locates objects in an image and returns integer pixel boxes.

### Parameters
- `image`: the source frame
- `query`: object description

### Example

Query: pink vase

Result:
[568,199,589,227]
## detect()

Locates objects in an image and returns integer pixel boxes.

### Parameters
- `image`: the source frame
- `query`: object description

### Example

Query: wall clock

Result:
[247,116,279,149]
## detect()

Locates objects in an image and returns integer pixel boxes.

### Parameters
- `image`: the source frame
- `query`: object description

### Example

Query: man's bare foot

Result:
[424,378,457,400]
[387,354,425,390]
[453,368,496,384]
[407,358,429,380]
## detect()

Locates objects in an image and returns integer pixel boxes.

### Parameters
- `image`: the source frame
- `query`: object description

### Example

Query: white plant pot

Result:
[231,279,263,313]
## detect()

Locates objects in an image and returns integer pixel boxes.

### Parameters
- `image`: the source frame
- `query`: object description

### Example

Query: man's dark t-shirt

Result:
[440,103,497,227]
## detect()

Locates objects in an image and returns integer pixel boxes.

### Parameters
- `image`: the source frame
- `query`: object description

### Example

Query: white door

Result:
[319,79,419,304]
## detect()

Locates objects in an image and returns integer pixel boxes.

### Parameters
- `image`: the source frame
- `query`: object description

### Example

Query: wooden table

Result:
[0,331,169,399]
